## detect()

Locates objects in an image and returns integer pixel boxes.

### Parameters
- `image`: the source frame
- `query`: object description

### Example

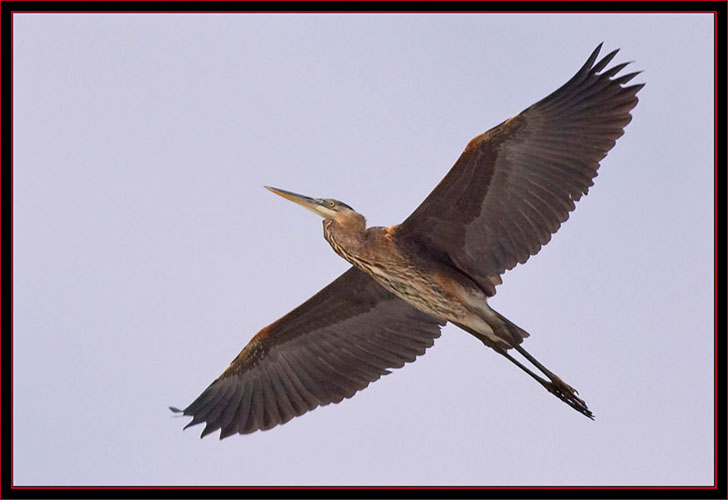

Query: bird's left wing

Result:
[173,267,444,438]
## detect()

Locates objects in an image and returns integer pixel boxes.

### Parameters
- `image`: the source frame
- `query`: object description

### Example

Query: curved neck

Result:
[323,213,367,260]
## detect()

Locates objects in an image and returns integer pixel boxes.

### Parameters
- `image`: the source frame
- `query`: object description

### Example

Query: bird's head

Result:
[265,186,363,228]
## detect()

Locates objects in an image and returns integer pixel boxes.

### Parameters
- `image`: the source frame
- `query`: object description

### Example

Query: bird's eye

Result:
[328,200,335,208]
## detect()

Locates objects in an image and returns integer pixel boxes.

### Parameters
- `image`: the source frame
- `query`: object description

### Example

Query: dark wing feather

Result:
[174,267,444,439]
[398,44,644,291]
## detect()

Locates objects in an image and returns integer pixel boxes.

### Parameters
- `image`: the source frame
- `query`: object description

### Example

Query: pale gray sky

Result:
[13,13,714,486]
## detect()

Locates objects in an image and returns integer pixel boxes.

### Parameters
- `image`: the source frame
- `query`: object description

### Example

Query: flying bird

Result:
[171,43,643,438]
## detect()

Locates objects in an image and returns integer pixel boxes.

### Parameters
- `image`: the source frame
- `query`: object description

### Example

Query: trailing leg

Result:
[456,320,594,419]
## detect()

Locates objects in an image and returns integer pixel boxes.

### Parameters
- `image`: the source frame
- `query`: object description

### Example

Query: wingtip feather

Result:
[592,48,619,73]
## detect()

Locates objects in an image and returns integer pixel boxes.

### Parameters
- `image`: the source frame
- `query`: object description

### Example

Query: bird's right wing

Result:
[398,44,643,293]
[173,267,444,439]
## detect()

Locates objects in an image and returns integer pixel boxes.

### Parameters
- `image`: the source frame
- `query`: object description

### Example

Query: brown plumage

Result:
[171,44,643,438]
[177,268,443,438]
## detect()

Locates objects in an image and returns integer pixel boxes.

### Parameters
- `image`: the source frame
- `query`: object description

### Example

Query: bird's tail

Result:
[491,309,531,349]
[455,308,530,350]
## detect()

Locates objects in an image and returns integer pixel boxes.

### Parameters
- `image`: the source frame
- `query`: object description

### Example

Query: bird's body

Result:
[172,44,644,438]
[324,216,515,349]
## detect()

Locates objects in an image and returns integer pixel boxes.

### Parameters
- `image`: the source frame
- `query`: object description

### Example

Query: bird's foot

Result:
[542,376,594,420]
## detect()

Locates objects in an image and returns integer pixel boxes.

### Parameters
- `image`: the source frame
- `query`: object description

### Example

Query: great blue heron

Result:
[171,43,643,438]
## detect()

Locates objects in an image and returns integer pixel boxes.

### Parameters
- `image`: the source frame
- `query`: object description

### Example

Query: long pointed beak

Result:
[265,186,328,217]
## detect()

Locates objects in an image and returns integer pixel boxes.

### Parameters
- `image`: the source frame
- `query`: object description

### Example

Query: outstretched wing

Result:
[173,267,444,439]
[398,44,644,290]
